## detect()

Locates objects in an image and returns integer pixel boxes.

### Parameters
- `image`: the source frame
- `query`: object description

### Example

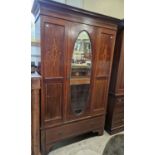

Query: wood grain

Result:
[31,75,41,155]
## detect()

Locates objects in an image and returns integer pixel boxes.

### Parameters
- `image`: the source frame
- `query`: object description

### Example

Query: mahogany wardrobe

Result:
[32,0,122,154]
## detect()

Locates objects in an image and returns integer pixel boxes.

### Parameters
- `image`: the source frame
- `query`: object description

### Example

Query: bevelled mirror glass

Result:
[70,31,92,116]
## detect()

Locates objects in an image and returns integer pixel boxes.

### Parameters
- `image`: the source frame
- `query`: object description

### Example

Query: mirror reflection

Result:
[71,31,92,78]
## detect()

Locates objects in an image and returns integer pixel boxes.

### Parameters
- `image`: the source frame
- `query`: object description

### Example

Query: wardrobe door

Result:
[91,28,116,115]
[41,16,69,128]
[66,23,97,120]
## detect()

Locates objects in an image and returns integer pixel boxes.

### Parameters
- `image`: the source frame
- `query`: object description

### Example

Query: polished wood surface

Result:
[41,16,68,128]
[70,77,90,85]
[31,73,41,155]
[43,17,66,78]
[105,21,124,134]
[95,29,116,77]
[45,116,104,145]
[45,83,63,122]
[91,28,116,115]
[32,1,121,154]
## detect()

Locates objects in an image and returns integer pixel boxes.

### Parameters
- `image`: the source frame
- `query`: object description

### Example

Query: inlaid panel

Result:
[45,83,63,122]
[92,79,108,111]
[96,33,114,77]
[91,29,116,114]
[43,22,65,77]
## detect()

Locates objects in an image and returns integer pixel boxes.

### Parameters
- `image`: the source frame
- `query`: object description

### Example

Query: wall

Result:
[83,0,124,19]
[52,0,124,19]
[66,0,83,8]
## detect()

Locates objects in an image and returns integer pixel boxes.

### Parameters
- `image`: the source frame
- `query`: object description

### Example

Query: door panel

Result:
[95,33,114,77]
[45,82,63,121]
[41,16,69,127]
[91,28,116,114]
[43,21,65,77]
[93,79,108,111]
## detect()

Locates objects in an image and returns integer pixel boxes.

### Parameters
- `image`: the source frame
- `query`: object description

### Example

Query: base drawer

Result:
[112,119,124,128]
[113,112,124,120]
[45,116,104,144]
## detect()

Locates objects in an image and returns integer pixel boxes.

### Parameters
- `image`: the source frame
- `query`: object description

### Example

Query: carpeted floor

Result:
[48,131,124,155]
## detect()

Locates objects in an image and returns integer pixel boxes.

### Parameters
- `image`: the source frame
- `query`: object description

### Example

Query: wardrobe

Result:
[105,21,124,134]
[32,0,121,154]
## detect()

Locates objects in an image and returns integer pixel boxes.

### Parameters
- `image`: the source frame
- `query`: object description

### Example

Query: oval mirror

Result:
[70,31,92,116]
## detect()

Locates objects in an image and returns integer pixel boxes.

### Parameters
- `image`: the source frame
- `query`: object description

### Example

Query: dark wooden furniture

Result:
[32,0,121,154]
[31,73,41,155]
[105,21,124,134]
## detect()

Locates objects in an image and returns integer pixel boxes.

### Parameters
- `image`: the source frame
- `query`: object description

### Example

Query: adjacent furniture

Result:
[32,0,122,154]
[31,73,41,155]
[105,21,124,134]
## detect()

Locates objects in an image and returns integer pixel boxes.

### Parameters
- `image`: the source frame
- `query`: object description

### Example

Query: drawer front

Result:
[112,110,124,127]
[113,97,124,116]
[112,119,124,128]
[45,116,104,144]
[112,96,124,128]
[112,111,124,122]
[115,97,124,108]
